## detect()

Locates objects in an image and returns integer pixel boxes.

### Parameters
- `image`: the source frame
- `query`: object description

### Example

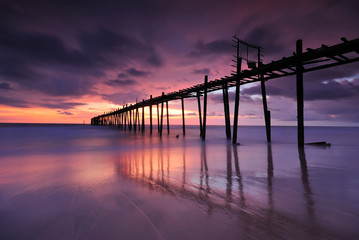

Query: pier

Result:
[91,37,359,146]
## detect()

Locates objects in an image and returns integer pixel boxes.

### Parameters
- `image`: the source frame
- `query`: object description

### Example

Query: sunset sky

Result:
[0,0,359,125]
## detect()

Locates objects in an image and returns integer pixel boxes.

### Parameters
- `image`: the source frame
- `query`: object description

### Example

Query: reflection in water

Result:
[233,145,245,207]
[114,143,321,239]
[266,144,274,238]
[298,147,318,239]
[226,144,233,205]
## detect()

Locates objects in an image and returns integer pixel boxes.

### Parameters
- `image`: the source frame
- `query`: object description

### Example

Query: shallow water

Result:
[0,124,358,239]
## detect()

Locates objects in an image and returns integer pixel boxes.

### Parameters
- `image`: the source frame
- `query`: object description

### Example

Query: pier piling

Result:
[296,39,304,147]
[181,97,186,135]
[202,75,208,141]
[197,91,203,137]
[150,95,153,134]
[222,83,231,140]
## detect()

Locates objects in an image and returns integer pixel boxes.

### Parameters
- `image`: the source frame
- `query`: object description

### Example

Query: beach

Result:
[0,124,358,240]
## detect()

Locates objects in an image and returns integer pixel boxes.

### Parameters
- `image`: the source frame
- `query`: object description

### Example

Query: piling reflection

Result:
[114,143,319,238]
[298,147,318,239]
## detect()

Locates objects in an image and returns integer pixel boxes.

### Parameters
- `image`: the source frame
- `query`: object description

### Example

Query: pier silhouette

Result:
[92,37,359,146]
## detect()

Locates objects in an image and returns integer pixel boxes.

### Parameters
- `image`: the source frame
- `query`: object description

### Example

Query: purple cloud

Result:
[0,82,13,90]
[104,79,137,86]
[192,68,210,75]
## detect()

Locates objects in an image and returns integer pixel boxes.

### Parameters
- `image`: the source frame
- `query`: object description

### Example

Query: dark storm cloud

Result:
[0,95,29,108]
[192,68,210,75]
[125,68,151,77]
[57,111,73,116]
[241,77,359,122]
[79,28,163,68]
[0,23,163,98]
[102,90,148,105]
[209,91,258,105]
[189,39,233,57]
[242,78,359,101]
[104,79,137,86]
[244,24,285,56]
[306,96,359,122]
[0,23,89,67]
[241,84,285,97]
[39,102,86,110]
[0,82,13,90]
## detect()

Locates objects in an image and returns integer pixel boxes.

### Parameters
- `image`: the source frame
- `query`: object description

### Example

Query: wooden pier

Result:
[91,37,359,146]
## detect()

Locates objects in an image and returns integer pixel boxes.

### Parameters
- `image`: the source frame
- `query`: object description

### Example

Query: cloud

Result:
[208,111,223,116]
[192,68,210,75]
[125,68,151,77]
[57,111,73,115]
[0,95,29,108]
[0,82,13,90]
[243,24,285,56]
[102,90,148,105]
[104,79,136,86]
[209,91,260,104]
[0,23,162,99]
[79,27,163,68]
[189,39,233,57]
[242,77,359,101]
[39,102,86,110]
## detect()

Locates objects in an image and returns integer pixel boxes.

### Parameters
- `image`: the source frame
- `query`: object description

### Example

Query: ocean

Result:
[0,124,358,240]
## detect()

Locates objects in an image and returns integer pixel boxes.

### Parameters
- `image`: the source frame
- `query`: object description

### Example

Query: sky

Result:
[0,0,359,126]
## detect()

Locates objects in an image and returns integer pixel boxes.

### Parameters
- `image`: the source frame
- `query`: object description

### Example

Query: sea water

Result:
[0,124,358,240]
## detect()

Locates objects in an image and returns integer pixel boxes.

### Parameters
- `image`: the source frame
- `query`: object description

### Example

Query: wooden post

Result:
[124,107,127,130]
[129,106,132,130]
[134,107,138,132]
[142,100,145,133]
[222,83,231,140]
[259,48,271,142]
[202,75,208,141]
[125,111,128,130]
[157,103,160,133]
[150,95,153,134]
[197,91,203,137]
[137,107,140,131]
[181,97,186,135]
[232,57,242,144]
[166,100,170,134]
[160,92,164,136]
[296,39,304,147]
